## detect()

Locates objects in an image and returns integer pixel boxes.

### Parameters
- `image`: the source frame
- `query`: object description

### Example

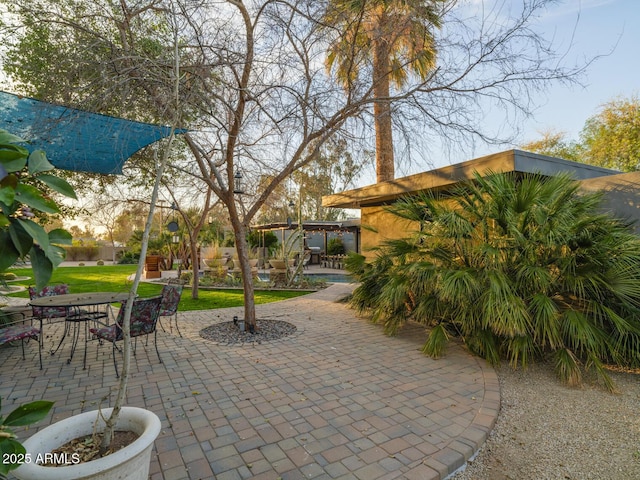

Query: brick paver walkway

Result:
[1,284,499,479]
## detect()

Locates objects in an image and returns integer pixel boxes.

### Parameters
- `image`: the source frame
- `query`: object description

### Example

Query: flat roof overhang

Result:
[322,149,620,209]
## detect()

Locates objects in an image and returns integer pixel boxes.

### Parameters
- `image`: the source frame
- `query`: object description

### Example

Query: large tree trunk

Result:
[232,221,257,327]
[373,36,394,183]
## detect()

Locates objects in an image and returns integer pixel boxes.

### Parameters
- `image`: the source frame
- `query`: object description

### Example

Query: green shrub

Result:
[348,172,640,391]
[222,233,235,247]
[117,251,139,264]
[64,245,100,261]
[247,230,278,250]
[327,237,345,255]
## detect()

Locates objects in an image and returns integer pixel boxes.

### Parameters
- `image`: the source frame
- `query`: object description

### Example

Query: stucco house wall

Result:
[580,171,640,233]
[324,150,638,258]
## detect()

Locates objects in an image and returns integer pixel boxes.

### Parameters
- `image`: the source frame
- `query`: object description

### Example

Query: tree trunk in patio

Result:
[232,221,257,328]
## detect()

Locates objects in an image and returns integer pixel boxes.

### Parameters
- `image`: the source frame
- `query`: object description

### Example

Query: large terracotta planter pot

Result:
[14,407,161,480]
[269,259,287,269]
[230,258,259,270]
[205,258,225,268]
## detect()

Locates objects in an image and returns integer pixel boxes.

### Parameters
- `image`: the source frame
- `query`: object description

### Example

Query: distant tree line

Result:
[522,95,640,172]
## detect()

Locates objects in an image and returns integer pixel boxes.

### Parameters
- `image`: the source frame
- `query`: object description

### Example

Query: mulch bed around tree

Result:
[199,319,297,345]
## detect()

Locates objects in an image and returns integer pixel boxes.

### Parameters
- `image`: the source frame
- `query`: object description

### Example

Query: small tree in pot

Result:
[0,130,75,289]
[0,129,69,477]
[1,122,177,477]
[12,129,176,479]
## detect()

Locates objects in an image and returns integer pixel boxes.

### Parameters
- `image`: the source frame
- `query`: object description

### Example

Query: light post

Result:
[287,188,304,275]
[297,188,304,265]
[171,232,182,277]
[163,202,181,271]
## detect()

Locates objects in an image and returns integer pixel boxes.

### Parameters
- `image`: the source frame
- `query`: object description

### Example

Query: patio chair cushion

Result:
[0,318,42,369]
[88,296,162,378]
[28,284,69,320]
[90,320,157,342]
[90,296,162,342]
[0,324,40,345]
[90,324,118,342]
[159,284,182,316]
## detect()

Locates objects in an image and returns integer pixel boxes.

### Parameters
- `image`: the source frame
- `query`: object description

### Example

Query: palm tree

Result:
[347,172,640,391]
[325,0,443,183]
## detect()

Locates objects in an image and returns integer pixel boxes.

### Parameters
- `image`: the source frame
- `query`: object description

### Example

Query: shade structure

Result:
[0,91,186,174]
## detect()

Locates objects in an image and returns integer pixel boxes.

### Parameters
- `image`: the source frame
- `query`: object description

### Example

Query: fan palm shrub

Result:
[348,171,640,391]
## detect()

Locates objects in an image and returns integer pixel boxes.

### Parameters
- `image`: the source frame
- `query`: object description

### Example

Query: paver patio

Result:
[0,283,499,479]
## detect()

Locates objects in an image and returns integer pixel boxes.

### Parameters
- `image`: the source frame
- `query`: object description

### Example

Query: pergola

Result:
[252,220,360,262]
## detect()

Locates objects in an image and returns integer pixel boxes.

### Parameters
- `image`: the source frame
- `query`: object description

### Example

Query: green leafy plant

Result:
[0,129,75,290]
[247,230,278,257]
[273,230,303,262]
[0,397,53,478]
[327,237,345,255]
[117,251,140,264]
[348,171,640,391]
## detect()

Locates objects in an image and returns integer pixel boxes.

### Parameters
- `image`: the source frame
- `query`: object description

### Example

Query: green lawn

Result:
[6,265,309,311]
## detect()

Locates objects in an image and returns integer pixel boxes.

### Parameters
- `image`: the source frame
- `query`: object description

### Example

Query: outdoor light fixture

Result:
[167,202,179,232]
[233,170,244,194]
[171,234,180,244]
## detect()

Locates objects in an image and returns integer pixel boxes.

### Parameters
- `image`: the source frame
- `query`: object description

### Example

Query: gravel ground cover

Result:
[452,363,640,480]
[199,318,297,345]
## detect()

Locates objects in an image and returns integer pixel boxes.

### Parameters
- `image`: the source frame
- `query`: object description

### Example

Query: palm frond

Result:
[505,335,538,368]
[584,353,617,393]
[528,293,561,345]
[465,328,501,366]
[560,309,608,358]
[351,170,640,390]
[422,323,449,359]
[554,348,582,387]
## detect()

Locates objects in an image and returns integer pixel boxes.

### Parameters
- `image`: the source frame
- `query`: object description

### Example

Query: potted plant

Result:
[247,229,277,268]
[268,255,288,270]
[233,249,258,271]
[0,397,53,480]
[269,231,302,270]
[247,249,259,269]
[204,245,230,269]
[13,407,160,480]
[2,126,173,478]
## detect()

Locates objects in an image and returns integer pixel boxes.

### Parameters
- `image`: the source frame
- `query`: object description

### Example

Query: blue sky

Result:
[517,0,639,144]
[388,0,640,177]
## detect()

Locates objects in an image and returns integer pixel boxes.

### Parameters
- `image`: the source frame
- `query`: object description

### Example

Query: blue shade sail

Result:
[0,91,186,174]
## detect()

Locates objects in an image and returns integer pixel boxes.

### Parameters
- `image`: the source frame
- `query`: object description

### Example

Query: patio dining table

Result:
[29,292,130,369]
